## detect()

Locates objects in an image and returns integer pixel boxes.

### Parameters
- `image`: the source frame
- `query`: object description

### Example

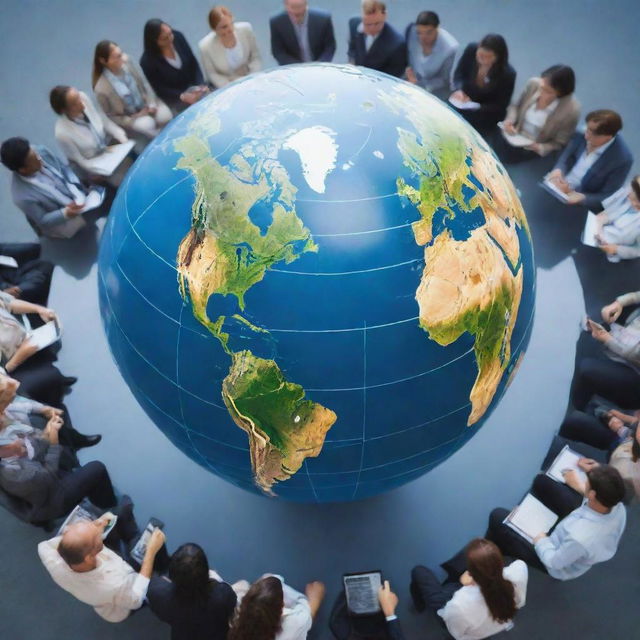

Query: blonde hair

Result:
[362,0,386,14]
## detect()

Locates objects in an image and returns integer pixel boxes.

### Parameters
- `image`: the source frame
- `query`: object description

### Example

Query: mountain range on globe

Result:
[98,64,535,502]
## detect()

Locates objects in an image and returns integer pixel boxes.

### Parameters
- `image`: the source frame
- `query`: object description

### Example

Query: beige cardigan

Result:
[199,22,262,88]
[506,76,580,156]
[93,56,166,130]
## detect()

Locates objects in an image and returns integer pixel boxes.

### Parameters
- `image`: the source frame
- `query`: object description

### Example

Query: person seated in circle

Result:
[0,242,53,306]
[545,109,633,209]
[147,542,237,640]
[449,34,516,135]
[141,20,209,114]
[50,85,132,188]
[572,291,640,411]
[0,136,94,239]
[498,65,580,162]
[590,175,640,261]
[405,10,458,101]
[487,465,626,580]
[93,40,172,143]
[411,538,527,640]
[229,574,325,640]
[199,6,262,90]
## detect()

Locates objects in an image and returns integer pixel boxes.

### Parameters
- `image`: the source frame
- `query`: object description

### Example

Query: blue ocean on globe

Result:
[98,64,535,503]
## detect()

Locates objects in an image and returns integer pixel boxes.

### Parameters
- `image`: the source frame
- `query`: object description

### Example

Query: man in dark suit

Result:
[0,243,53,306]
[270,0,336,65]
[547,110,633,211]
[347,0,406,78]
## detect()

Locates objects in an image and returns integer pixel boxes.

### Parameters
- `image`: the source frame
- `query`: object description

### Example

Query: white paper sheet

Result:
[498,123,534,147]
[80,187,106,213]
[504,493,558,544]
[87,140,135,176]
[540,178,570,202]
[546,444,588,485]
[0,256,18,268]
[449,97,481,110]
[27,320,61,350]
[581,212,600,248]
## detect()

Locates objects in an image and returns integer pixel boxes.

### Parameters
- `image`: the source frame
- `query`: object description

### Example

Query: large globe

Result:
[99,64,535,503]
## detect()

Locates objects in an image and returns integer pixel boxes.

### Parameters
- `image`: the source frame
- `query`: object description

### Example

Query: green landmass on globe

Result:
[96,64,534,499]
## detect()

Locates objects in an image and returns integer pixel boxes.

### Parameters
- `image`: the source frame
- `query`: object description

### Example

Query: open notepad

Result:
[89,141,135,176]
[77,187,106,213]
[498,122,533,147]
[449,97,481,110]
[504,493,558,544]
[546,444,587,485]
[540,177,569,202]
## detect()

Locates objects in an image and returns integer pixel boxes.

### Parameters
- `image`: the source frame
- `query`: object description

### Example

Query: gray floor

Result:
[1,1,640,639]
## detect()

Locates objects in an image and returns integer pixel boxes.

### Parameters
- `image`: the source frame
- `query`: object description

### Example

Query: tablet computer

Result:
[343,570,382,616]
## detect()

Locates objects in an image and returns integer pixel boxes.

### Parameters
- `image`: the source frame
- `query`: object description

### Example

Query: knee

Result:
[411,565,429,581]
[86,460,108,476]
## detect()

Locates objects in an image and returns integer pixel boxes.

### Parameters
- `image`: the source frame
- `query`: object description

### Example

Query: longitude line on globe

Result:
[350,320,367,500]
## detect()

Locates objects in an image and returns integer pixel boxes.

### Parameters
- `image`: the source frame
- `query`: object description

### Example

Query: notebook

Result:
[546,444,588,485]
[503,493,558,544]
[540,177,569,202]
[27,320,62,351]
[498,123,533,147]
[343,571,382,615]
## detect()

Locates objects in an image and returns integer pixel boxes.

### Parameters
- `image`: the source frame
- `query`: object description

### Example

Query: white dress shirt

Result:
[520,98,558,139]
[566,136,616,189]
[534,500,626,580]
[438,560,528,640]
[38,536,149,622]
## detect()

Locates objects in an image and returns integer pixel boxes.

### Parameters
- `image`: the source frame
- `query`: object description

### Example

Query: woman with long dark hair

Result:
[411,538,527,639]
[229,575,324,640]
[147,543,237,640]
[449,33,516,134]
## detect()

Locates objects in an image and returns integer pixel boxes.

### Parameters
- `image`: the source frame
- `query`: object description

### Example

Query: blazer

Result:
[94,56,162,130]
[270,8,336,64]
[452,43,516,127]
[347,18,406,78]
[10,146,88,238]
[506,77,580,156]
[54,91,128,177]
[554,133,633,211]
[199,22,262,88]
[140,31,204,112]
[0,439,64,522]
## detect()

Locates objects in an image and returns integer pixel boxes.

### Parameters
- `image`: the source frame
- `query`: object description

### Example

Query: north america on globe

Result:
[99,64,535,502]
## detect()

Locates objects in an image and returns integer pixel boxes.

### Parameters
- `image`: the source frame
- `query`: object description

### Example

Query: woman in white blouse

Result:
[411,538,527,640]
[499,65,580,162]
[50,85,131,187]
[593,176,640,261]
[199,6,262,89]
[229,575,324,640]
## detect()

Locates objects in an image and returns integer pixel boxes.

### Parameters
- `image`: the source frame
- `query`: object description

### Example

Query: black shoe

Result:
[410,580,426,613]
[73,434,102,449]
[62,376,78,386]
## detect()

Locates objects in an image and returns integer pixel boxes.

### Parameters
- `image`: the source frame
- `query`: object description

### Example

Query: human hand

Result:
[599,244,618,256]
[305,581,326,602]
[180,91,200,105]
[526,142,542,155]
[459,570,474,586]
[13,338,39,364]
[607,416,624,432]
[378,580,398,617]
[64,202,84,218]
[147,105,157,116]
[578,457,599,471]
[3,286,21,298]
[41,406,63,420]
[450,90,468,102]
[44,415,63,443]
[566,191,586,205]
[601,301,623,323]
[38,307,57,324]
[533,532,547,544]
[502,121,517,135]
[546,168,563,182]
[146,528,166,555]
[562,468,582,490]
[587,319,610,343]
[405,67,417,84]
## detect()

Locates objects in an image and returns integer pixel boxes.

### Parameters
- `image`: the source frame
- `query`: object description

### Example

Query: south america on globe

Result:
[98,64,535,502]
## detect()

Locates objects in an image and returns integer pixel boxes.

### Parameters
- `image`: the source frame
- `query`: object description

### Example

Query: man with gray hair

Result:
[348,0,406,77]
[270,0,336,65]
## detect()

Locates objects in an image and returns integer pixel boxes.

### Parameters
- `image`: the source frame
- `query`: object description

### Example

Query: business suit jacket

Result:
[347,18,406,78]
[140,31,204,113]
[452,43,516,129]
[506,77,580,156]
[94,57,162,130]
[270,9,336,64]
[554,133,633,211]
[199,22,262,88]
[10,146,88,238]
[0,439,64,522]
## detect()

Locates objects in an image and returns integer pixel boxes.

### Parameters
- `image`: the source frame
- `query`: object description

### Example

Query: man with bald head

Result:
[270,0,336,65]
[39,518,166,622]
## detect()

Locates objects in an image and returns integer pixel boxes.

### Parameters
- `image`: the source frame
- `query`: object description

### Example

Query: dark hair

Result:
[49,85,72,115]
[631,176,640,203]
[209,6,232,30]
[92,40,116,88]
[169,543,212,601]
[586,109,623,136]
[416,11,439,27]
[541,64,575,98]
[478,34,509,70]
[0,137,30,172]
[143,19,167,57]
[588,464,626,508]
[466,539,517,624]
[228,576,283,640]
[57,537,92,567]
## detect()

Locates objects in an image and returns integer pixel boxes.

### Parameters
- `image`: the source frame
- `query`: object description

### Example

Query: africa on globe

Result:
[98,64,535,503]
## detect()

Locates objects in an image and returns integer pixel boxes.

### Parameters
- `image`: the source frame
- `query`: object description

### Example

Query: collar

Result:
[587,135,616,157]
